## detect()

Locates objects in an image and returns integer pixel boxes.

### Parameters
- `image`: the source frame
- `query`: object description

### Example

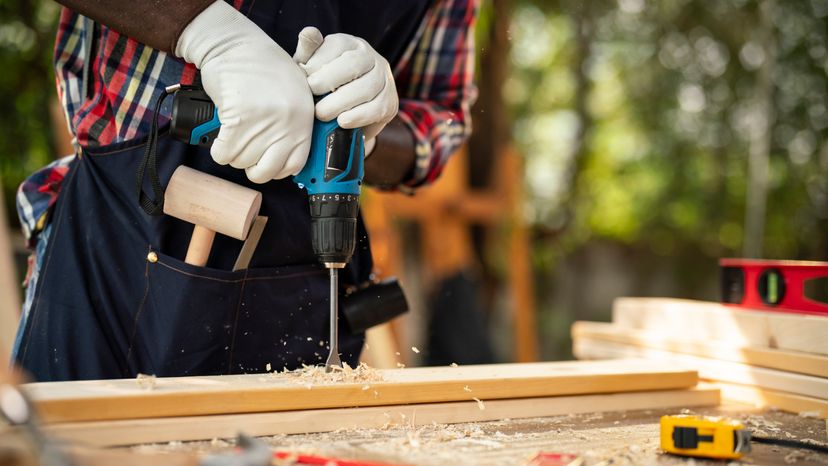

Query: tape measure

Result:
[720,258,828,315]
[661,415,828,460]
[661,415,750,460]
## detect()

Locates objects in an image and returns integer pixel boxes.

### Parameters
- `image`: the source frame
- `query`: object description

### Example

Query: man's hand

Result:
[176,1,314,183]
[293,27,398,148]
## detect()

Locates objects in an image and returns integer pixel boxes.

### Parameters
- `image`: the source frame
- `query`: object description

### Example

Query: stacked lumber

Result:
[572,297,828,418]
[20,359,720,447]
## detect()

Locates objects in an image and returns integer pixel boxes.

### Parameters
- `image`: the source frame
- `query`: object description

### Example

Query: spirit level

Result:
[720,258,828,315]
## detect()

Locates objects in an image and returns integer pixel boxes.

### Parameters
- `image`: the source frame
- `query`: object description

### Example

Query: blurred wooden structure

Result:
[361,145,538,364]
[0,181,21,357]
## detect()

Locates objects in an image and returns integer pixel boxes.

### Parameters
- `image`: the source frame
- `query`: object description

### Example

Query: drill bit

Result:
[325,267,342,371]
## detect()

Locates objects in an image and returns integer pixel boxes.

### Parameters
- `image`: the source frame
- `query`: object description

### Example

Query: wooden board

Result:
[572,339,828,399]
[572,321,828,378]
[612,298,828,356]
[709,382,828,418]
[26,360,698,424]
[42,387,720,447]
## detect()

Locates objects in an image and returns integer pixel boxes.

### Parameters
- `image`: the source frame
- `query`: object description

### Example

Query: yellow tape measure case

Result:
[660,415,751,460]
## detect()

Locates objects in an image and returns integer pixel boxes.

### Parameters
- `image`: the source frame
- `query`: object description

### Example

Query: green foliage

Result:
[510,0,828,260]
[0,0,60,226]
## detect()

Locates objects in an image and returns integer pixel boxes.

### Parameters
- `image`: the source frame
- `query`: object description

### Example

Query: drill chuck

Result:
[309,193,359,267]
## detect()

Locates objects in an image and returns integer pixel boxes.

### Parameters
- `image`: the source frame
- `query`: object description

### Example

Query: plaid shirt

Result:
[18,0,478,248]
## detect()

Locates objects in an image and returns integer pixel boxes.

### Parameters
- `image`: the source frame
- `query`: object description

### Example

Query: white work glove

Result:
[292,27,398,147]
[175,1,314,183]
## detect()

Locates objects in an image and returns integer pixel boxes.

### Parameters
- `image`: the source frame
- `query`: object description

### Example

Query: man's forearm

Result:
[364,116,416,188]
[57,0,214,53]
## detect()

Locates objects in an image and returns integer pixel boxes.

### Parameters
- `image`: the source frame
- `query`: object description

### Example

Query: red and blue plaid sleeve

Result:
[16,155,75,249]
[392,0,479,190]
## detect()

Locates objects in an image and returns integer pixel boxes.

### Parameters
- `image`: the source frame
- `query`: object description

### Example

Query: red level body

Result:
[720,258,828,316]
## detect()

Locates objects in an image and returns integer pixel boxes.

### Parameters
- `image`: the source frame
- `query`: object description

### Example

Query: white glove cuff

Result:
[364,137,377,158]
[175,0,253,66]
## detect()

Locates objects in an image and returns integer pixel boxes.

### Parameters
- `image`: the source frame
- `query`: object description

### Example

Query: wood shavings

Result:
[473,397,485,410]
[266,363,272,372]
[136,407,823,466]
[799,438,827,448]
[784,449,807,464]
[136,373,156,390]
[406,429,421,448]
[280,362,385,386]
[463,385,472,392]
[798,411,820,418]
[411,347,420,354]
[210,438,231,448]
[450,363,458,367]
[396,363,406,368]
[745,415,783,433]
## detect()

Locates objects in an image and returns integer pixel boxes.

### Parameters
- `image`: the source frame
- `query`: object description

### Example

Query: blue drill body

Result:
[294,118,364,197]
[170,89,364,261]
[174,101,364,198]
[170,86,365,264]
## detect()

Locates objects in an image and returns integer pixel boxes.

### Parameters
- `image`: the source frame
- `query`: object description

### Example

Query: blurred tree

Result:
[511,0,828,261]
[0,0,60,228]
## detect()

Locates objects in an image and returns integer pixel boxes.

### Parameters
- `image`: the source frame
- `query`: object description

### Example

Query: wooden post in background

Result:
[502,145,538,362]
[0,180,21,357]
[361,144,539,364]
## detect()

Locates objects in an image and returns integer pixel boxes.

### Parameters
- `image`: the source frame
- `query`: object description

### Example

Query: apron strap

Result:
[135,90,173,216]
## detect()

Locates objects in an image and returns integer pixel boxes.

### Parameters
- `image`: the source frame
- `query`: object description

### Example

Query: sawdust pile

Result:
[280,362,385,387]
[258,415,672,466]
[135,373,157,390]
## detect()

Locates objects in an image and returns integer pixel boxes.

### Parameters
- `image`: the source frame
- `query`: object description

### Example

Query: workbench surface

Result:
[133,404,828,465]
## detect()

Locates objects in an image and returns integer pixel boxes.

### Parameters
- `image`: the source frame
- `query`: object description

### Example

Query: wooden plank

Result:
[572,321,828,378]
[26,360,698,424]
[572,338,828,399]
[708,382,828,418]
[43,387,720,447]
[612,297,828,355]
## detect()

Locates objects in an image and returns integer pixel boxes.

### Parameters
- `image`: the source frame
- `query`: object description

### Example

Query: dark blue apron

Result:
[15,0,430,382]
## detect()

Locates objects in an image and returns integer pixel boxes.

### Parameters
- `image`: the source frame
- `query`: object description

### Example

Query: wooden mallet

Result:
[163,166,262,267]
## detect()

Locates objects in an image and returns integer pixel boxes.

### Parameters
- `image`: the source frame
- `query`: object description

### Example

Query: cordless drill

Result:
[168,83,364,370]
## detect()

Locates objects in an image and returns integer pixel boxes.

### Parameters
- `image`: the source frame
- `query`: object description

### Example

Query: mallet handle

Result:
[185,224,216,267]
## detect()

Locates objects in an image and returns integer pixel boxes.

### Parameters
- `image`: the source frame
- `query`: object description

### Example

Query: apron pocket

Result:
[129,248,335,376]
[129,248,245,376]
